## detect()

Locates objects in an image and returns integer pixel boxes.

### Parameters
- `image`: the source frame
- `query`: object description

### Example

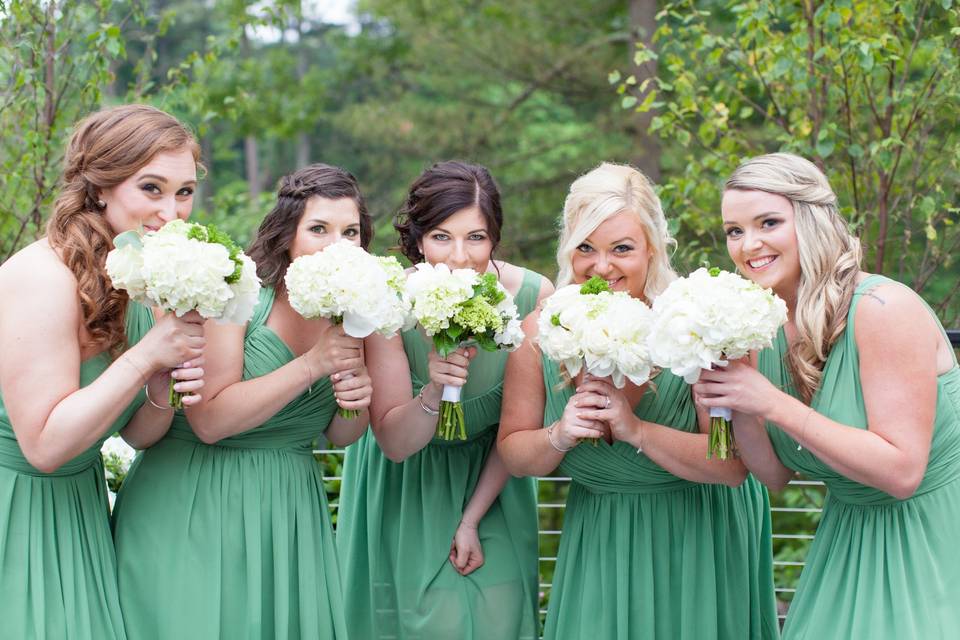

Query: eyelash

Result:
[430,233,487,241]
[141,184,194,197]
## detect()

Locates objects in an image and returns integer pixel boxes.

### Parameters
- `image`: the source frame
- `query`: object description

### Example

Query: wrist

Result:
[459,517,479,530]
[121,350,153,385]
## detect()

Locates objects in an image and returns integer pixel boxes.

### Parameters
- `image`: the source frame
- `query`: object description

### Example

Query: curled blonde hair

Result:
[556,162,677,300]
[47,104,200,355]
[725,152,861,403]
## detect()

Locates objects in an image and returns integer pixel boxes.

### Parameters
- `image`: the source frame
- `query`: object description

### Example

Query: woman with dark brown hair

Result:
[111,163,373,639]
[0,103,206,639]
[337,161,552,639]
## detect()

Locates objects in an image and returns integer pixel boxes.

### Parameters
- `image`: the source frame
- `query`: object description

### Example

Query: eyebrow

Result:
[306,219,360,226]
[432,227,487,234]
[722,212,783,225]
[137,174,198,187]
[608,236,635,244]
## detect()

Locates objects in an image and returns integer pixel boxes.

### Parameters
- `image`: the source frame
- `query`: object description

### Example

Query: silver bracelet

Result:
[144,383,172,411]
[546,423,574,452]
[417,387,439,416]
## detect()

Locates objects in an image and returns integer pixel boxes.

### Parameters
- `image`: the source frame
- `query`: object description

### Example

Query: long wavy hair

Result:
[725,152,862,403]
[556,162,677,300]
[46,104,200,356]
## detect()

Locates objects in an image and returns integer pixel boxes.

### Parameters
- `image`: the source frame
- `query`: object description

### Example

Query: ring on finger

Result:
[604,396,611,409]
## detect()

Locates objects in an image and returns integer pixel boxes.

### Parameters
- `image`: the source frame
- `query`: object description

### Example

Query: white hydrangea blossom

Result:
[404,262,478,335]
[106,219,262,325]
[538,284,655,388]
[647,267,788,383]
[285,241,412,338]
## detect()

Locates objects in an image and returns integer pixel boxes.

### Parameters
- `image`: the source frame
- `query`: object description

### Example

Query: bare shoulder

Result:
[0,240,78,317]
[854,278,938,351]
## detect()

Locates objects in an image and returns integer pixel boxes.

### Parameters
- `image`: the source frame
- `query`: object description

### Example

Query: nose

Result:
[449,240,469,267]
[593,251,612,275]
[158,196,177,222]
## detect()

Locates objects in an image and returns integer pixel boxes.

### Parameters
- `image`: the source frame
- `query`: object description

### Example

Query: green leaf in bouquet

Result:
[112,230,143,250]
[434,331,460,358]
[579,275,611,295]
[474,272,505,305]
[476,332,499,352]
[447,322,464,340]
[550,314,562,326]
[708,266,722,277]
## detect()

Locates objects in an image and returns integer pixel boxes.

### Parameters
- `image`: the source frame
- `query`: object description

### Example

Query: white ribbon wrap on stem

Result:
[709,406,732,421]
[441,384,462,403]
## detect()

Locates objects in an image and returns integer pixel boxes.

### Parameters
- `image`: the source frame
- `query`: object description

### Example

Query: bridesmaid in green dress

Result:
[112,164,373,638]
[337,161,552,639]
[696,152,960,639]
[0,104,206,640]
[499,162,779,639]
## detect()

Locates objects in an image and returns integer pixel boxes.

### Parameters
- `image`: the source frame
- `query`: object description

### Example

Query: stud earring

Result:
[96,199,106,209]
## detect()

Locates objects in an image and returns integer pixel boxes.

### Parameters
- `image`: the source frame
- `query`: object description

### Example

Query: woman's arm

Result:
[697,283,939,499]
[120,356,206,449]
[186,318,362,444]
[576,378,748,487]
[0,255,203,472]
[498,310,606,477]
[366,330,475,462]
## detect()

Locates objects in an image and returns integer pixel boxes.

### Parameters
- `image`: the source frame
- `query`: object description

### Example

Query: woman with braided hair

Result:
[0,104,206,639]
[695,152,960,638]
[112,164,373,638]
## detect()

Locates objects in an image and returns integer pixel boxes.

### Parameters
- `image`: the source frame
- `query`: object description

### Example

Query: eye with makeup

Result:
[140,183,162,195]
[468,232,488,242]
[343,227,360,238]
[176,187,194,198]
[429,232,450,241]
[576,242,594,254]
[724,226,743,239]
[761,217,781,229]
[612,243,633,253]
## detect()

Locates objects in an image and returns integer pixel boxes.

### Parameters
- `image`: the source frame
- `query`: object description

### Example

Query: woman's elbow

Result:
[886,471,924,501]
[23,445,64,474]
[190,422,222,445]
[722,466,749,488]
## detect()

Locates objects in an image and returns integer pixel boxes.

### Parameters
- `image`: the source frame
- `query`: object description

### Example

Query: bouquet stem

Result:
[168,377,184,410]
[707,407,735,460]
[436,385,467,440]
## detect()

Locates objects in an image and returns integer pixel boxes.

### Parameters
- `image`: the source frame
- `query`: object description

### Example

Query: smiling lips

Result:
[746,255,777,270]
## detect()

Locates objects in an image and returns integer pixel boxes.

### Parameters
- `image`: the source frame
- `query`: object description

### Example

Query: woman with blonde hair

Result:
[0,104,206,639]
[499,162,778,639]
[696,152,960,638]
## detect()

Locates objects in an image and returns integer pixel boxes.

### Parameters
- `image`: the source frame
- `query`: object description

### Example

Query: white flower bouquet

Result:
[285,240,413,418]
[101,435,136,509]
[538,276,655,388]
[405,263,524,440]
[648,267,788,459]
[106,219,262,408]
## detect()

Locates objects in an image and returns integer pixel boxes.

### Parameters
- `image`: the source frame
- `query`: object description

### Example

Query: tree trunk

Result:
[628,0,660,182]
[245,136,261,200]
[296,6,310,167]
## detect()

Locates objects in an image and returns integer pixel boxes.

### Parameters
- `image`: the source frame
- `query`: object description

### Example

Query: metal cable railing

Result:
[319,330,960,628]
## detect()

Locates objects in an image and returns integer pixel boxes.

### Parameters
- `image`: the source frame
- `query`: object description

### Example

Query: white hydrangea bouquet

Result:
[648,267,788,459]
[538,276,655,388]
[101,435,136,508]
[106,219,262,408]
[537,276,655,445]
[405,263,524,440]
[285,240,413,418]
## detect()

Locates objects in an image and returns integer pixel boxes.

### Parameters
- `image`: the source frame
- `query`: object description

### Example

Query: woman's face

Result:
[419,205,493,272]
[571,212,651,300]
[99,148,198,235]
[288,196,362,261]
[721,188,801,300]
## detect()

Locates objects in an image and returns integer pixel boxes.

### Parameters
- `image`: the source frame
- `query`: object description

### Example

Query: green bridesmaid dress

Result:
[758,275,960,639]
[540,358,780,640]
[112,287,348,639]
[0,303,151,640]
[337,269,542,640]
